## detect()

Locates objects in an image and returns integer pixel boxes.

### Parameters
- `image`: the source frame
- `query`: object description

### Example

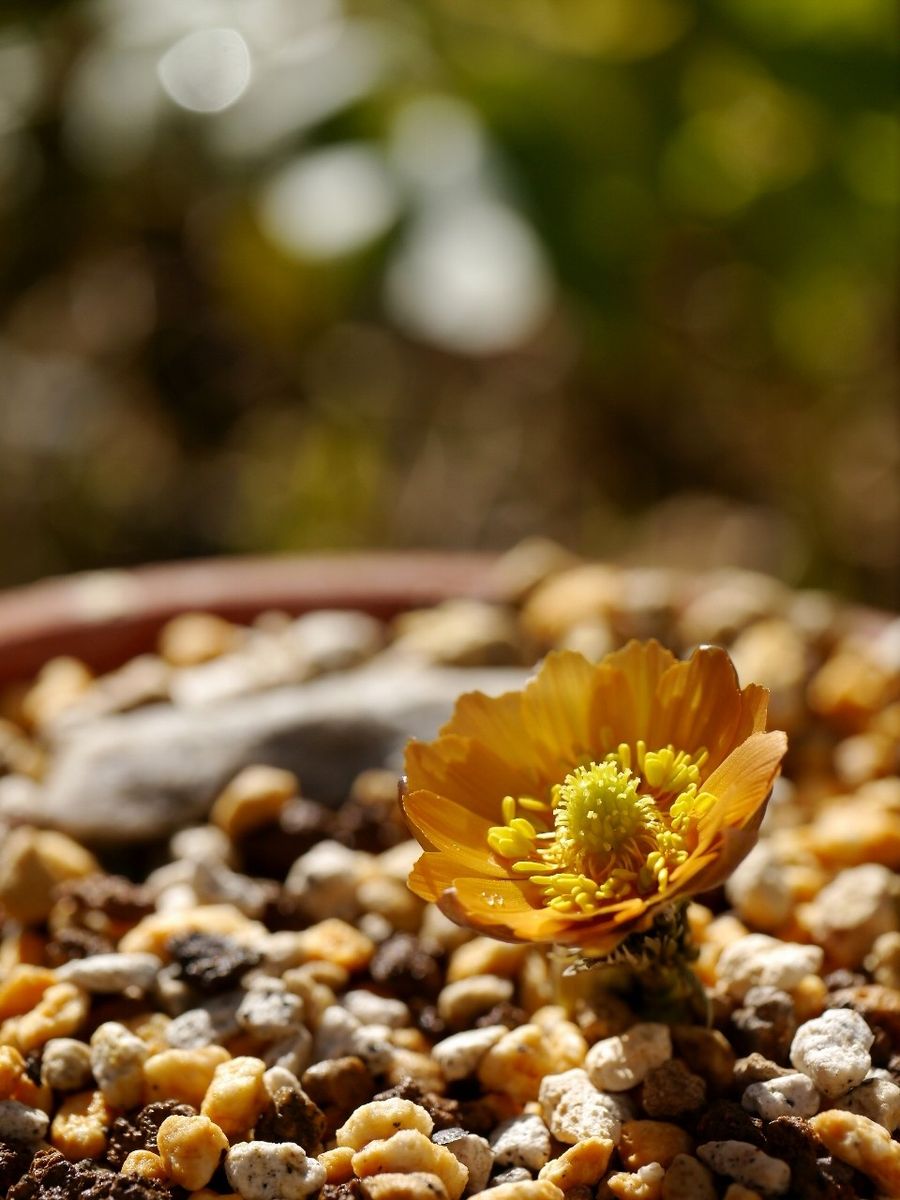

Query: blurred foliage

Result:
[0,0,897,603]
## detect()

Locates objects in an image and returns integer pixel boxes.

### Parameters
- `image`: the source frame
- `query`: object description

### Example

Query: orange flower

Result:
[403,640,788,957]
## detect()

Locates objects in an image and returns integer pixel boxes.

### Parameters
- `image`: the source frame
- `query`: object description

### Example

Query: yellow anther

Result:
[501,796,516,823]
[518,796,551,813]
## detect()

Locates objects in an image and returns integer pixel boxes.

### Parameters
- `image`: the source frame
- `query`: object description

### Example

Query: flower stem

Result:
[551,902,710,1024]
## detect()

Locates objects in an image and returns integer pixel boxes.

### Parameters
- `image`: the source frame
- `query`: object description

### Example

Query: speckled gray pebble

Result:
[789,1008,874,1097]
[166,991,243,1047]
[237,984,305,1039]
[742,1073,820,1119]
[57,952,162,993]
[489,1114,552,1171]
[490,1167,532,1186]
[433,1127,493,1192]
[697,1139,791,1195]
[224,1139,326,1199]
[0,1100,50,1142]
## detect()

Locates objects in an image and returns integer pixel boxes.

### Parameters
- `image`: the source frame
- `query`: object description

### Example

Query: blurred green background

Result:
[0,0,897,603]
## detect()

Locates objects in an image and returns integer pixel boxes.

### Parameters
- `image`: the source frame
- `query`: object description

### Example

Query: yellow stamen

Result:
[488,745,711,914]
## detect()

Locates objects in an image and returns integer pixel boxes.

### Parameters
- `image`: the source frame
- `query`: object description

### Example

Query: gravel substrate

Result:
[0,549,898,1199]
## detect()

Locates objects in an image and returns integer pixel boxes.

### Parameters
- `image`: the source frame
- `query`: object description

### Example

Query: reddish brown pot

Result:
[0,552,500,685]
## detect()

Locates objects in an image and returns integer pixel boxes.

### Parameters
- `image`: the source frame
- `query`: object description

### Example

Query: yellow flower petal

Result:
[407,852,469,903]
[701,729,788,830]
[406,734,536,822]
[520,650,608,779]
[445,878,565,942]
[403,789,508,876]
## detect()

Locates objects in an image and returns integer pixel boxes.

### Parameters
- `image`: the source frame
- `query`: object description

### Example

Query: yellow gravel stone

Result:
[351,1130,468,1200]
[470,1182,564,1200]
[479,1023,582,1104]
[17,983,89,1052]
[446,938,527,982]
[619,1121,694,1170]
[210,764,297,840]
[539,1137,613,1188]
[50,1090,112,1160]
[293,918,376,971]
[0,1044,51,1110]
[606,1162,665,1199]
[144,1046,230,1108]
[200,1055,268,1141]
[318,1146,355,1184]
[0,828,98,924]
[157,1113,229,1190]
[790,973,828,1022]
[0,966,57,1022]
[121,1150,167,1180]
[360,1173,449,1199]
[809,1109,900,1196]
[158,612,241,667]
[123,1011,171,1055]
[336,1098,434,1149]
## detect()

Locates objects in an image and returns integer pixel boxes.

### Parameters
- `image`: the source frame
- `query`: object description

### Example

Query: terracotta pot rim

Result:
[0,551,501,684]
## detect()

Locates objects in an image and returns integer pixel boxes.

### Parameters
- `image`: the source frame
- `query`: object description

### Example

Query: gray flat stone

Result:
[34,665,528,843]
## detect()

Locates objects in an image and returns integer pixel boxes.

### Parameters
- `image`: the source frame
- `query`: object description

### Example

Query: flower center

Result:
[486,742,714,916]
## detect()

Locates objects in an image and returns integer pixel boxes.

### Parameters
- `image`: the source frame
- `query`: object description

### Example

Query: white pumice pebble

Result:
[433,1128,493,1193]
[585,1022,672,1091]
[432,1026,508,1082]
[539,1068,628,1145]
[225,1140,326,1199]
[57,952,162,993]
[0,1100,50,1142]
[40,1037,93,1091]
[90,1021,148,1109]
[717,934,824,999]
[342,989,411,1029]
[789,1008,874,1097]
[742,1073,820,1119]
[697,1140,791,1195]
[834,1076,900,1131]
[489,1114,552,1171]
